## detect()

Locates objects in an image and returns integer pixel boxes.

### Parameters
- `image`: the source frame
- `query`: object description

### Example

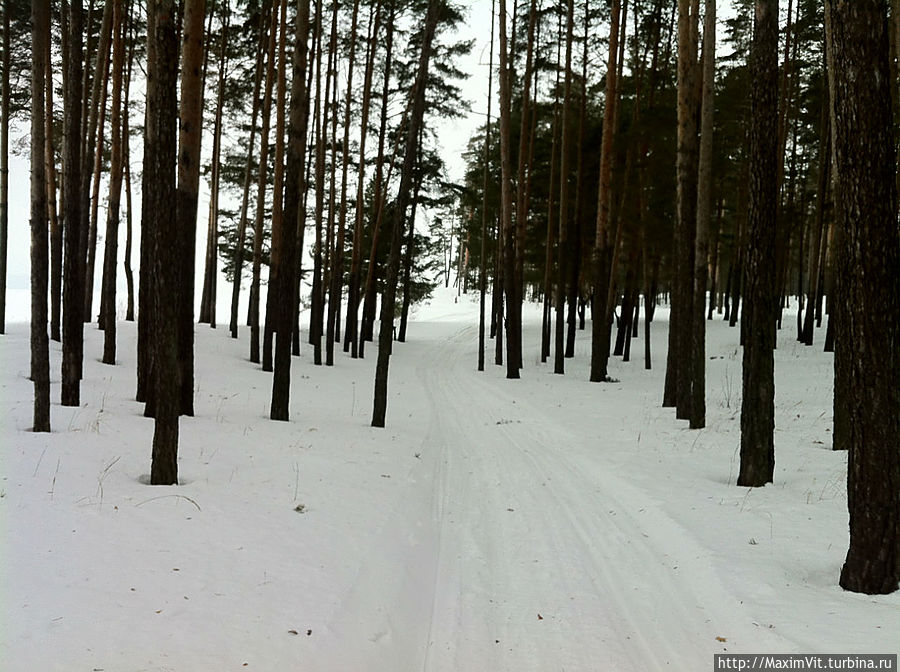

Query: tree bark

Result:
[497,0,520,379]
[122,3,135,322]
[263,0,289,373]
[31,0,51,432]
[62,0,85,407]
[82,0,114,324]
[665,0,699,415]
[345,0,381,358]
[327,0,361,364]
[229,0,269,339]
[0,0,8,335]
[46,30,62,342]
[802,77,830,347]
[690,0,714,429]
[479,1,495,373]
[199,2,229,328]
[100,0,125,365]
[555,0,576,376]
[359,3,396,356]
[828,0,900,595]
[147,0,180,485]
[372,0,441,426]
[738,0,778,488]
[270,0,310,421]
[250,1,279,364]
[590,0,621,383]
[174,0,206,416]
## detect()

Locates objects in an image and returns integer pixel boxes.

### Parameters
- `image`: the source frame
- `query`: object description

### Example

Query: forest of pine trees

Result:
[3,0,898,595]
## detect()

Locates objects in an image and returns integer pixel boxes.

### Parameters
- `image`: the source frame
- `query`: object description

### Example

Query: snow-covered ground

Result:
[2,288,898,671]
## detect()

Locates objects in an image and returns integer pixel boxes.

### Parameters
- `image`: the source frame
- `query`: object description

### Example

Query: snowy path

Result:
[307,319,788,671]
[4,298,897,672]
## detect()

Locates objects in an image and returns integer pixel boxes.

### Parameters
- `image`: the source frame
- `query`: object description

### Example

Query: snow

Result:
[2,287,898,671]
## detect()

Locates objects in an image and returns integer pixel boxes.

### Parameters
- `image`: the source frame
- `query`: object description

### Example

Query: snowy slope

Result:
[2,288,898,671]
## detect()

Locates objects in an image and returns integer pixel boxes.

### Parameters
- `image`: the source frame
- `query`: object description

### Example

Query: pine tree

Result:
[271,0,310,422]
[100,0,125,365]
[738,0,778,488]
[175,0,207,417]
[828,0,900,596]
[147,0,180,485]
[30,0,50,432]
[372,0,442,427]
[61,0,85,407]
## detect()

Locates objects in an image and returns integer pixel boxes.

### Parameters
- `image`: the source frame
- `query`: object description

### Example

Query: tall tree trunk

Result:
[359,2,396,356]
[263,0,289,373]
[828,0,900,596]
[541,13,562,364]
[0,0,8,335]
[62,0,85,407]
[802,65,829,347]
[199,2,229,328]
[372,0,440,426]
[31,0,51,432]
[512,0,538,371]
[690,0,714,430]
[100,0,125,365]
[147,0,180,486]
[479,0,495,373]
[738,0,778,488]
[250,1,279,364]
[175,0,206,416]
[271,0,310,421]
[137,0,153,404]
[229,0,269,339]
[590,0,621,383]
[82,0,114,323]
[309,0,332,366]
[327,0,361,364]
[566,0,590,361]
[497,0,520,380]
[554,0,576,376]
[46,31,62,342]
[345,0,381,358]
[122,2,135,322]
[665,0,699,415]
[397,134,423,343]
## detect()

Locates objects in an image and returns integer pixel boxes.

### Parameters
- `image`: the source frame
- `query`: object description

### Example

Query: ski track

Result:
[276,319,793,671]
[410,321,790,671]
